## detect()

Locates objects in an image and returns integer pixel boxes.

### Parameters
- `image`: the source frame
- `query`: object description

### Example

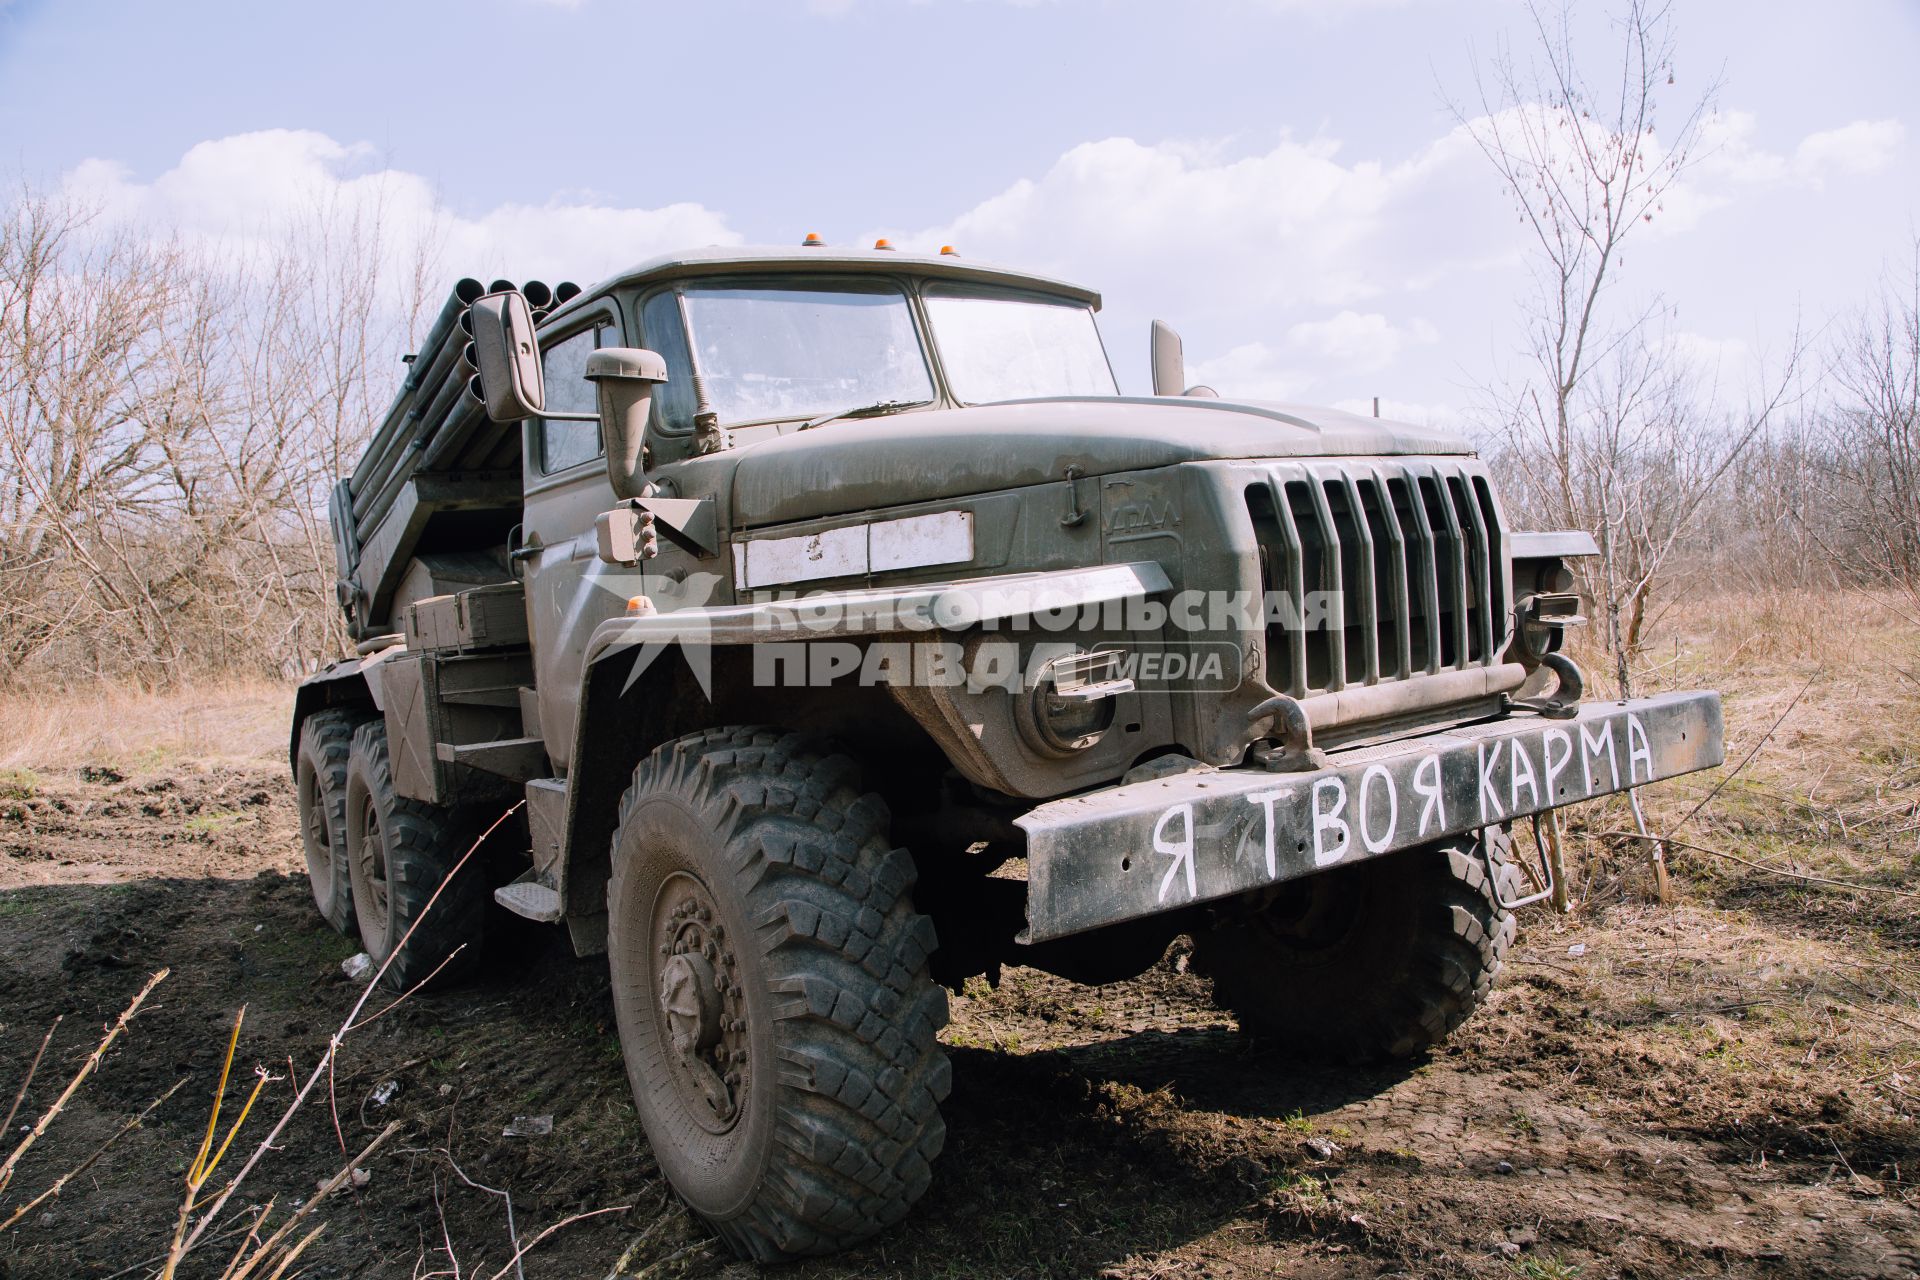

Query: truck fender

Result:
[544,562,1179,940]
[287,645,403,771]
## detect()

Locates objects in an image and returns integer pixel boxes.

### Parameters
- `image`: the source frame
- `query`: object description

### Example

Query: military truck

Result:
[290,243,1724,1260]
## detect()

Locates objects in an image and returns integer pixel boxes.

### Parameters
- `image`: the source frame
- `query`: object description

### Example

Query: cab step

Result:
[493,878,563,923]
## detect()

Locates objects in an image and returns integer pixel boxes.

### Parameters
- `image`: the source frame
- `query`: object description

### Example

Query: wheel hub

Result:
[654,879,748,1130]
[357,800,390,919]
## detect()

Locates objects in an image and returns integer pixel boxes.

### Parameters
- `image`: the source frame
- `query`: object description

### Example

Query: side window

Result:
[538,323,616,474]
[641,291,696,435]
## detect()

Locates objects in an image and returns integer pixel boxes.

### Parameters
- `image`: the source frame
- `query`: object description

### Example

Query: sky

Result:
[1,0,1913,421]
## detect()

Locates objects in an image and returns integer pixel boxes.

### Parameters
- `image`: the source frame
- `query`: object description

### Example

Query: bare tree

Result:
[1456,0,1741,695]
[1815,242,1920,611]
[0,192,218,680]
[0,184,432,689]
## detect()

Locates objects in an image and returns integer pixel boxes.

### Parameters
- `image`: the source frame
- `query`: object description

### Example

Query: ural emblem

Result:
[1106,494,1179,533]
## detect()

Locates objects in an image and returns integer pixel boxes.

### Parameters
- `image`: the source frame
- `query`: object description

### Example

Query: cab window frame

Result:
[533,306,624,477]
[919,281,1119,406]
[638,275,938,434]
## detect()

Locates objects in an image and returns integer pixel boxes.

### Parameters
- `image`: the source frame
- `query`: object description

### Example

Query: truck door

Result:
[519,308,626,774]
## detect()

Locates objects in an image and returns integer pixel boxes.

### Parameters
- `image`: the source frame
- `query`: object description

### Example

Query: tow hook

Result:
[1246,694,1331,772]
[1514,653,1584,720]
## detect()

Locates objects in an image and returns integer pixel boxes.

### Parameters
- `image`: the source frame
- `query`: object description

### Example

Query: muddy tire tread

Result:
[610,726,949,1261]
[1200,830,1520,1062]
[346,720,487,993]
[296,708,365,935]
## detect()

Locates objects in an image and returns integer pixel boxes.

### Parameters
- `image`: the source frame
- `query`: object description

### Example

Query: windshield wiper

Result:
[797,399,932,431]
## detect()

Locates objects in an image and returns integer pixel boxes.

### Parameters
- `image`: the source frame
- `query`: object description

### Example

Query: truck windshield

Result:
[680,282,934,424]
[923,287,1117,403]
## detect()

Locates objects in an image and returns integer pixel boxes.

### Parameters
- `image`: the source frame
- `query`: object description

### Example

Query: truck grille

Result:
[1245,461,1508,697]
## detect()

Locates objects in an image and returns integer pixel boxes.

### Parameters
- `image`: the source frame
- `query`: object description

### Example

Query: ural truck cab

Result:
[291,242,1723,1261]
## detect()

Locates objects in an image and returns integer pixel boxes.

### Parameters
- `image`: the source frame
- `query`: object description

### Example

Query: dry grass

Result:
[0,678,291,772]
[1540,589,1920,1006]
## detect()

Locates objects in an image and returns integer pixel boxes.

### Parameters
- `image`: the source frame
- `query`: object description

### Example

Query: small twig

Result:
[2,1017,60,1135]
[1861,1059,1920,1084]
[180,802,522,1258]
[258,1224,326,1280]
[1661,999,1770,1020]
[432,1171,462,1280]
[348,947,471,1035]
[1834,969,1918,1012]
[603,1193,677,1280]
[0,968,167,1198]
[0,1078,187,1232]
[1598,831,1920,900]
[1668,672,1818,836]
[627,1236,711,1280]
[216,1201,275,1280]
[219,1120,402,1280]
[442,1149,523,1280]
[1826,990,1920,1040]
[486,1204,632,1280]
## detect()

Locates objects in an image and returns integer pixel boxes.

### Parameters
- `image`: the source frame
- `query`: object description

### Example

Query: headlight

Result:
[1017,649,1133,755]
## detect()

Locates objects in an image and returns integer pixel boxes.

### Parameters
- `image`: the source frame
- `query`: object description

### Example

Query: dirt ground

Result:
[2,621,1919,1279]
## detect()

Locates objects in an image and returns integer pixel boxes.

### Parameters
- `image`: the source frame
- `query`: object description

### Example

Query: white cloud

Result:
[1186,342,1314,401]
[1795,119,1904,180]
[1668,112,1906,228]
[883,127,1509,317]
[60,129,740,290]
[1286,310,1437,372]
[878,123,1518,393]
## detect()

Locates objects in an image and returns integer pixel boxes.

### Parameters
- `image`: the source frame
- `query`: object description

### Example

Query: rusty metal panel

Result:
[1016,691,1724,942]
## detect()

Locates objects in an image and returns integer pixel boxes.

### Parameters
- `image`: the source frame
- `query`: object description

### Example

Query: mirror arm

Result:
[540,411,599,422]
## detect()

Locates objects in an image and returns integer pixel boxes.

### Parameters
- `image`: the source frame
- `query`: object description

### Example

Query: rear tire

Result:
[294,708,365,935]
[607,727,950,1261]
[1193,830,1520,1062]
[343,720,486,992]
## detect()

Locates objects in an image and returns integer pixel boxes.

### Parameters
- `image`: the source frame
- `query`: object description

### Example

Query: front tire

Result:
[607,727,950,1261]
[343,721,486,992]
[1193,831,1520,1062]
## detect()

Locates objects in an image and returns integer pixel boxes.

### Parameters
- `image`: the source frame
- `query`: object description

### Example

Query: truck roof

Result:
[549,244,1103,322]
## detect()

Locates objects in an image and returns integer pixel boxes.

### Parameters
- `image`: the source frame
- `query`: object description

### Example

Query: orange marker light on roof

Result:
[873,238,896,251]
[801,232,824,247]
[940,245,958,256]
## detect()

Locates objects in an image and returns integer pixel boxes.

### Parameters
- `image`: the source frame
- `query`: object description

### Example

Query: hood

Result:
[726,395,1472,527]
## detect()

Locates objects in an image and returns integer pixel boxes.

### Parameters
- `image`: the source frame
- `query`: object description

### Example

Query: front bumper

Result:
[1014,690,1723,942]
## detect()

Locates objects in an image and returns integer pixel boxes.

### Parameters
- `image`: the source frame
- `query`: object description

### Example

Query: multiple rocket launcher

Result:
[328,277,580,640]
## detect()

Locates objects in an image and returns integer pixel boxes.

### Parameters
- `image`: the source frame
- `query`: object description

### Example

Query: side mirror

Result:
[1150,319,1184,397]
[1149,319,1221,398]
[469,290,546,421]
[586,347,669,499]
